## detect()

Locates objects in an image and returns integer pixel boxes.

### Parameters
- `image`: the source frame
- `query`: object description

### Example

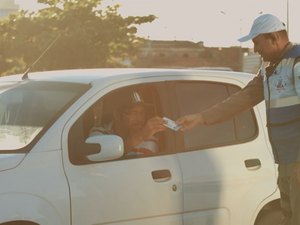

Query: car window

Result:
[68,83,169,165]
[174,81,257,151]
[0,81,89,151]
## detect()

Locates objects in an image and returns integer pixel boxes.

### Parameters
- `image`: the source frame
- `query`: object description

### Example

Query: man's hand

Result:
[176,113,205,131]
[126,117,166,151]
[142,116,167,139]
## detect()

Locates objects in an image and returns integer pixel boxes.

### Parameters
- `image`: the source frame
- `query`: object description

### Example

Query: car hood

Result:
[0,154,26,171]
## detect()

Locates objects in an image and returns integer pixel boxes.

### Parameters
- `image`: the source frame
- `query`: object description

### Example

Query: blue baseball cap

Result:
[238,14,286,42]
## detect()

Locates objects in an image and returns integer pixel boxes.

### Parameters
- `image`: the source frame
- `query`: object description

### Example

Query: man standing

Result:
[177,14,300,225]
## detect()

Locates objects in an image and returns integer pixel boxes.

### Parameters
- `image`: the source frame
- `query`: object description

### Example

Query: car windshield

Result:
[0,80,89,151]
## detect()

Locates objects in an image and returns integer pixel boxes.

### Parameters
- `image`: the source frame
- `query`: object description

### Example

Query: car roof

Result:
[188,67,233,71]
[0,68,254,85]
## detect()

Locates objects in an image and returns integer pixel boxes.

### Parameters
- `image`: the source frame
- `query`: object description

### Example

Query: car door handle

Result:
[151,169,172,182]
[244,159,261,170]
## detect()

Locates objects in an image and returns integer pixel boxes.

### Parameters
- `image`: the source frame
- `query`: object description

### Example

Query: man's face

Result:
[252,34,279,62]
[122,104,146,133]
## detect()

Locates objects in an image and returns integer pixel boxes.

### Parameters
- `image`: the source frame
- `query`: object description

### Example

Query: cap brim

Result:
[238,34,253,42]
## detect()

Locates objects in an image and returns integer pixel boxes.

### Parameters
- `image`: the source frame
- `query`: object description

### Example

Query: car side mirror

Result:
[85,134,124,162]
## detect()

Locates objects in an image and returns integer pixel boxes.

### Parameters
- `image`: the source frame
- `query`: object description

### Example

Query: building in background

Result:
[0,0,19,18]
[136,40,248,72]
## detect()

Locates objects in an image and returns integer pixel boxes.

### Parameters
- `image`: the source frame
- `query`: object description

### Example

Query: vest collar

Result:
[266,42,293,77]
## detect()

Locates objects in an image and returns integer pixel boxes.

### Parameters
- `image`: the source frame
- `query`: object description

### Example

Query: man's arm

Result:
[177,74,264,130]
[202,74,264,124]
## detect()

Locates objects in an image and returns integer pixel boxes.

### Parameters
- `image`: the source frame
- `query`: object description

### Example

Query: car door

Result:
[169,79,277,225]
[62,81,183,225]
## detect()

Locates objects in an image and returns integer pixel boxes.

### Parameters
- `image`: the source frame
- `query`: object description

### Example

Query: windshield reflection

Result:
[0,80,88,151]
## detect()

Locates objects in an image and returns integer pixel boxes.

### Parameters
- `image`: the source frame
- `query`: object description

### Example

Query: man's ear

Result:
[270,32,280,43]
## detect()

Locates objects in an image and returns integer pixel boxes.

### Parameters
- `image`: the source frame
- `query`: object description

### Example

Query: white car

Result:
[0,68,281,225]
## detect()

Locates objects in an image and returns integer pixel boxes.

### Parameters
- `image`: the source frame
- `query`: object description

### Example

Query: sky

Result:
[15,0,300,48]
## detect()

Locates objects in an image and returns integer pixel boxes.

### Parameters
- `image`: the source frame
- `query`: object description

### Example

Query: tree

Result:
[0,0,156,76]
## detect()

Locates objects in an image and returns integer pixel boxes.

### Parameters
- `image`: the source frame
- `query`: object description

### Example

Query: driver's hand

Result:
[142,116,166,138]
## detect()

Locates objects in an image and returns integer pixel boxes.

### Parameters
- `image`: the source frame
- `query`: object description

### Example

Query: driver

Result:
[90,90,166,156]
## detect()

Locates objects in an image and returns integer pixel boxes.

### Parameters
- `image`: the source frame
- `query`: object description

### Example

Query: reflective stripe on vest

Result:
[264,45,300,125]
[267,95,300,108]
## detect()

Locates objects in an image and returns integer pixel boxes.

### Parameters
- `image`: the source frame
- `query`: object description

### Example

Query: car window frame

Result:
[67,81,177,165]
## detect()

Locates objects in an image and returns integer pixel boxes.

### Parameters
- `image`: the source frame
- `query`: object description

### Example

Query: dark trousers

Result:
[278,163,300,225]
